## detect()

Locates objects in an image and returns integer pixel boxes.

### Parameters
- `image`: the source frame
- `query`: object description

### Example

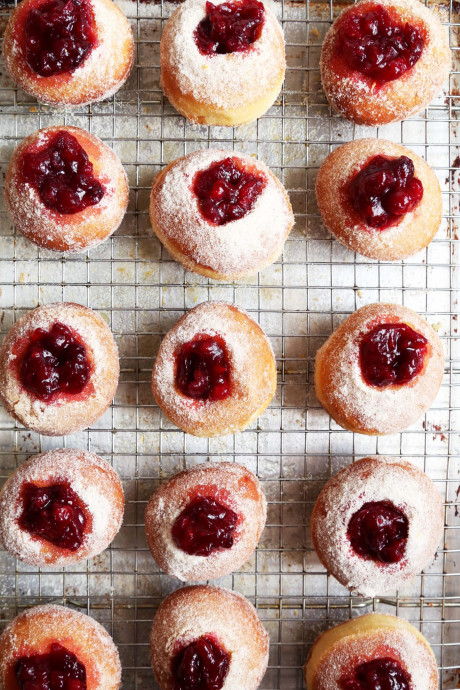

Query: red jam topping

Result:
[194,0,265,55]
[172,496,238,556]
[176,335,230,401]
[19,482,87,551]
[340,657,411,690]
[25,0,96,77]
[347,500,408,564]
[337,5,424,83]
[194,157,265,226]
[22,131,104,215]
[172,636,230,690]
[19,322,90,401]
[15,642,87,690]
[349,155,423,229]
[359,323,428,388]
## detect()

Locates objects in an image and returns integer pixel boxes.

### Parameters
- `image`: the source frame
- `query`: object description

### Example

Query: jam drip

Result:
[194,0,265,55]
[337,5,424,83]
[22,131,104,215]
[15,642,87,690]
[359,322,428,388]
[340,657,412,690]
[25,0,96,77]
[19,482,87,551]
[194,157,265,226]
[347,500,409,564]
[19,322,90,401]
[172,496,238,556]
[176,335,230,401]
[349,155,423,229]
[172,636,230,690]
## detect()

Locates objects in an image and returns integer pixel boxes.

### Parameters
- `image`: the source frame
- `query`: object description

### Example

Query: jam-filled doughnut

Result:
[160,0,286,126]
[0,302,119,436]
[5,126,129,253]
[145,462,266,581]
[310,456,443,596]
[320,0,450,126]
[0,604,121,689]
[150,149,294,280]
[0,449,124,567]
[314,303,444,435]
[151,301,277,437]
[315,138,442,261]
[304,613,438,690]
[150,585,269,690]
[3,0,134,107]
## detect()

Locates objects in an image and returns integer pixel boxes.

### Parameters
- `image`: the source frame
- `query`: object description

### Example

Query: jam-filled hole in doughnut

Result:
[172,635,230,690]
[347,500,409,564]
[194,0,265,55]
[15,642,87,690]
[172,495,238,556]
[175,334,231,401]
[340,657,411,690]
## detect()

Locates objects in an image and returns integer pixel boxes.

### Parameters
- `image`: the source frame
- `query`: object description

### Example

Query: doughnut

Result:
[149,149,294,280]
[3,0,134,107]
[310,456,444,596]
[5,126,129,254]
[151,301,277,437]
[320,0,450,126]
[304,613,438,690]
[160,0,286,126]
[0,449,124,567]
[145,462,266,581]
[314,303,444,435]
[0,302,119,436]
[150,584,269,690]
[315,138,442,261]
[0,604,121,689]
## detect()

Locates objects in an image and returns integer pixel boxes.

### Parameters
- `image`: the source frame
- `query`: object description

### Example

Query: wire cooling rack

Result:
[0,0,459,687]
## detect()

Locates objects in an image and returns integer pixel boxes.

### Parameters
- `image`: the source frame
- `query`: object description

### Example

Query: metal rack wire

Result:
[0,0,459,687]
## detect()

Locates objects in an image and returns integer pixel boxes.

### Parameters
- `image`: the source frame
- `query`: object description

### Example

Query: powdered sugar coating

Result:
[320,0,451,125]
[314,303,444,435]
[150,585,269,690]
[150,149,294,280]
[145,462,267,581]
[0,302,120,436]
[5,127,129,254]
[0,604,121,689]
[315,138,442,261]
[311,457,444,597]
[151,301,277,437]
[0,449,124,567]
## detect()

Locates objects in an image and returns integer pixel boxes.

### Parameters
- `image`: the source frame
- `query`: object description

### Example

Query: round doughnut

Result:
[320,0,450,126]
[3,0,134,107]
[315,138,442,261]
[5,126,129,253]
[145,462,266,581]
[0,302,119,436]
[310,456,444,596]
[314,303,444,435]
[150,584,269,690]
[0,449,124,567]
[151,301,277,437]
[160,0,286,126]
[149,149,294,280]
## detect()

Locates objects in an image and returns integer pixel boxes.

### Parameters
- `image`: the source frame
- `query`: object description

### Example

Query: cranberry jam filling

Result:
[347,500,409,564]
[172,636,230,690]
[22,131,104,215]
[25,0,96,77]
[176,335,230,401]
[194,0,265,55]
[359,322,428,388]
[337,5,424,83]
[15,642,87,690]
[349,155,423,229]
[340,657,412,690]
[19,322,90,401]
[172,496,238,556]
